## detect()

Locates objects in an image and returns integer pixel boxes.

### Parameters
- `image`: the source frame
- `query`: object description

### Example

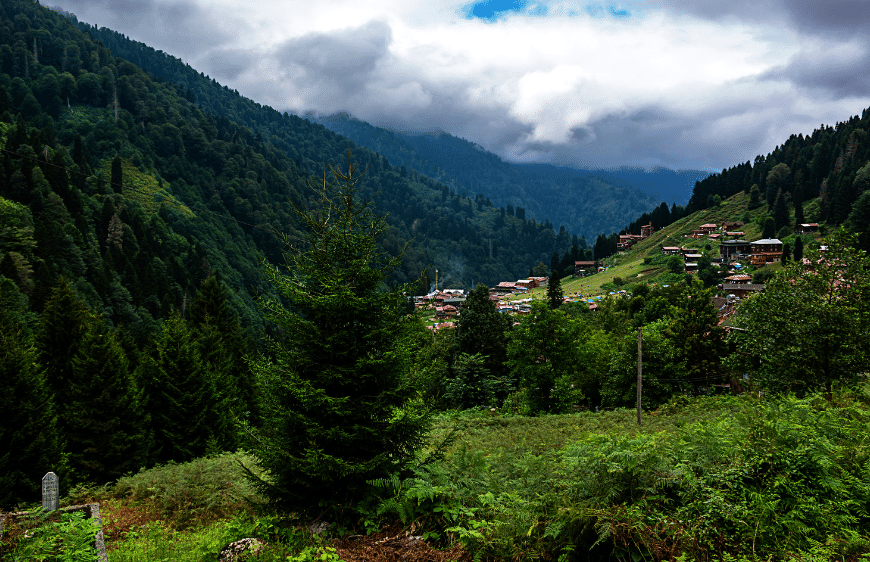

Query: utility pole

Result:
[637,327,642,426]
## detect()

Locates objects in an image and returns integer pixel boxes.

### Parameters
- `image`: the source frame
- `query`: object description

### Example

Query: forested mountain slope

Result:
[682,111,870,250]
[312,113,662,240]
[67,21,662,242]
[0,0,577,342]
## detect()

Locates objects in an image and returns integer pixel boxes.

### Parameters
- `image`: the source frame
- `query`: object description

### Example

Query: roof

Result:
[723,283,765,291]
[701,223,718,228]
[752,238,783,245]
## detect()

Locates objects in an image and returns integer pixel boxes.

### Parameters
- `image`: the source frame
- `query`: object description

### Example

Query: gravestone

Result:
[42,472,58,512]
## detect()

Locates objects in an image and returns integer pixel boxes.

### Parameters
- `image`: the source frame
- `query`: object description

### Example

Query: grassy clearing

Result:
[377,388,870,561]
[98,158,194,217]
[7,390,870,561]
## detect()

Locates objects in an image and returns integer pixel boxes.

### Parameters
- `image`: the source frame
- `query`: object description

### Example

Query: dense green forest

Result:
[681,111,870,249]
[3,1,870,560]
[53,20,668,242]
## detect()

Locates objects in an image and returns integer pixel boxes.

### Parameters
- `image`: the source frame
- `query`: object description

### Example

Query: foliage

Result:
[507,300,589,414]
[6,509,102,562]
[452,283,512,391]
[0,323,63,509]
[246,151,431,518]
[729,228,870,394]
[110,451,264,529]
[546,274,564,309]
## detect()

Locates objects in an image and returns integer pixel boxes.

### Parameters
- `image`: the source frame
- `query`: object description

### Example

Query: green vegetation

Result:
[4,1,870,561]
[245,151,431,518]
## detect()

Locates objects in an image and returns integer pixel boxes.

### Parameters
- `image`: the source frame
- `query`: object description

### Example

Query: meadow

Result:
[6,387,870,561]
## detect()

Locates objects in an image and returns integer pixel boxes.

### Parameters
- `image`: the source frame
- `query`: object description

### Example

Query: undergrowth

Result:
[374,389,870,561]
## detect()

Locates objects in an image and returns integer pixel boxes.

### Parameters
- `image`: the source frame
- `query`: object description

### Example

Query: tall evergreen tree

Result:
[190,274,251,437]
[773,189,789,233]
[150,313,213,463]
[547,274,564,309]
[0,325,64,508]
[66,316,147,484]
[794,236,804,263]
[36,279,90,434]
[781,242,792,265]
[454,283,512,384]
[246,151,430,517]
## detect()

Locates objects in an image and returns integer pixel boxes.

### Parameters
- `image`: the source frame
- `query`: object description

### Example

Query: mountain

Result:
[310,113,662,241]
[587,166,709,205]
[0,0,589,345]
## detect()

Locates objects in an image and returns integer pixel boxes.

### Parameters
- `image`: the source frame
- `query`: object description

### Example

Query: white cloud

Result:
[48,0,870,170]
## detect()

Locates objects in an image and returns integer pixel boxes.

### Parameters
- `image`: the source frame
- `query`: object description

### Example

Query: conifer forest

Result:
[3,1,870,560]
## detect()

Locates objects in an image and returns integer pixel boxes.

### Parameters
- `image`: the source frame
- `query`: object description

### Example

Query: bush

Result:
[111,452,264,529]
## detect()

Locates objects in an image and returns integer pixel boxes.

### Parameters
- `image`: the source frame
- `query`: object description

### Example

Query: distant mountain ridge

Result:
[311,113,674,240]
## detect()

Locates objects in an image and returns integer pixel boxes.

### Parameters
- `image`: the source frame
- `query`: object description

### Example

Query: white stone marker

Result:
[42,472,58,512]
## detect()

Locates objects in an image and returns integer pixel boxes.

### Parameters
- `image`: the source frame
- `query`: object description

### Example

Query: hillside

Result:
[312,112,663,240]
[0,0,588,345]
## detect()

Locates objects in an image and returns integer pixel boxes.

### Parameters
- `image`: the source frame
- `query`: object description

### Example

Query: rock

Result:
[218,537,266,562]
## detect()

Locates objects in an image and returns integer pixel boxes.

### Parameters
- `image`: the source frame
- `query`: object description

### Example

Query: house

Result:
[724,274,752,284]
[640,222,654,238]
[709,233,721,240]
[798,223,819,234]
[442,304,457,318]
[681,247,698,257]
[750,239,783,265]
[574,261,598,277]
[724,231,745,238]
[530,276,548,287]
[723,283,765,299]
[684,253,703,262]
[720,239,752,260]
[661,246,681,255]
[516,279,537,290]
[618,234,643,250]
[689,229,705,238]
[700,223,718,233]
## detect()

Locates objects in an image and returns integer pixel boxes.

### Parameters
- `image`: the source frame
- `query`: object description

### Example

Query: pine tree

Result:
[547,274,564,309]
[245,150,430,517]
[781,242,791,265]
[0,325,64,508]
[794,236,804,263]
[773,189,789,233]
[149,314,213,463]
[455,283,512,384]
[36,279,90,434]
[190,275,251,438]
[66,316,147,484]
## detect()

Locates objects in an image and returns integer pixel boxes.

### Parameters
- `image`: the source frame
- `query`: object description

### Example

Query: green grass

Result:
[98,158,194,217]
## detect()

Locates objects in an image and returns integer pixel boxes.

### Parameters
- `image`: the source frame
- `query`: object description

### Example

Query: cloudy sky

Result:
[48,0,870,171]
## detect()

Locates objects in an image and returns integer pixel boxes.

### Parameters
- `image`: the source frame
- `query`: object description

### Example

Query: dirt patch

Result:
[334,525,471,562]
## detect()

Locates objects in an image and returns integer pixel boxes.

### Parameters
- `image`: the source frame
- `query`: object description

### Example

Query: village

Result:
[415,217,826,331]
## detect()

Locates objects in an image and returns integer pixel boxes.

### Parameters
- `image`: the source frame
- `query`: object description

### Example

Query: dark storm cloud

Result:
[763,45,870,97]
[274,20,393,101]
[641,0,870,35]
[48,0,237,59]
[499,102,781,170]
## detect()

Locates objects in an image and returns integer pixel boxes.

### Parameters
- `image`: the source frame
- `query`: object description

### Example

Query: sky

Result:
[47,0,870,171]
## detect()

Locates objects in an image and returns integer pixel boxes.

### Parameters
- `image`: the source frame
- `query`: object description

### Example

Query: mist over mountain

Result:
[312,113,669,240]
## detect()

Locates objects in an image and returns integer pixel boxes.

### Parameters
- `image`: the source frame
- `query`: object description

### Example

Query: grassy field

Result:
[5,387,870,561]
